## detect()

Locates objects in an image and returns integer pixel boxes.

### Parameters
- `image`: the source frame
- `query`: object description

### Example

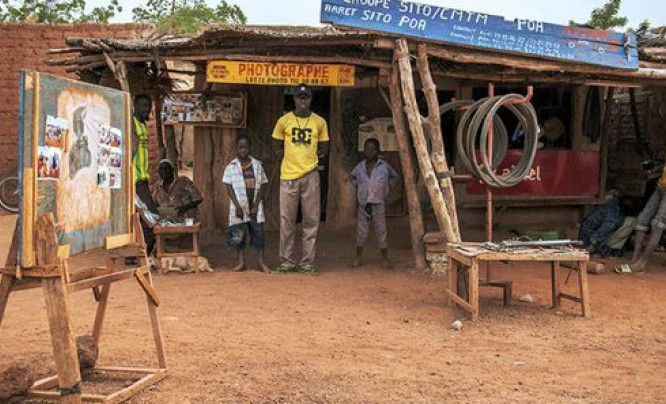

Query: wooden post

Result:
[388,62,427,272]
[163,124,178,172]
[598,87,615,197]
[415,43,461,240]
[326,87,357,230]
[43,278,82,404]
[395,39,460,243]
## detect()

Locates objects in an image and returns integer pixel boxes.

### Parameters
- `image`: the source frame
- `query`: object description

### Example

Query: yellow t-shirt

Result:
[272,112,329,180]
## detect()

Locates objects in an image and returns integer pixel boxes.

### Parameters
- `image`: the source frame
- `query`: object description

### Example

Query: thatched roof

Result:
[47,23,666,90]
[638,26,666,67]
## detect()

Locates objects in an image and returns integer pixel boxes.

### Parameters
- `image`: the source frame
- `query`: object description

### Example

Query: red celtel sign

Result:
[466,150,600,196]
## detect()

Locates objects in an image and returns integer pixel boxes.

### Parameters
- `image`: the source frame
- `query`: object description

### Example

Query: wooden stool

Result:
[154,223,201,259]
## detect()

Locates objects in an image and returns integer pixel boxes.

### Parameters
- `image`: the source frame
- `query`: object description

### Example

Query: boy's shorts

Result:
[227,220,265,250]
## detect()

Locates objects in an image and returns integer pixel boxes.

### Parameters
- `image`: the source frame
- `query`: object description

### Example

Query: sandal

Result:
[614,263,646,276]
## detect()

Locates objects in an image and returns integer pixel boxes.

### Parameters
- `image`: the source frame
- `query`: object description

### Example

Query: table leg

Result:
[469,260,479,321]
[193,232,200,256]
[551,261,561,309]
[155,235,162,260]
[447,257,458,308]
[578,262,591,317]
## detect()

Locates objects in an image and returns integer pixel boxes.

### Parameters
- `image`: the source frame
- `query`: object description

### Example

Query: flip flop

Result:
[614,263,646,276]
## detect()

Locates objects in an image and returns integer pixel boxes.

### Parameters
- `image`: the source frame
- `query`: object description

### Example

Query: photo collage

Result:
[38,115,68,180]
[96,124,123,189]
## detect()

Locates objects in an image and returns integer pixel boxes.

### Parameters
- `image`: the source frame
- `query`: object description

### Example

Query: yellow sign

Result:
[206,61,355,87]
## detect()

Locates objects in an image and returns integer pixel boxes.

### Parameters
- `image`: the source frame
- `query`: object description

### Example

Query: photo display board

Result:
[18,71,132,265]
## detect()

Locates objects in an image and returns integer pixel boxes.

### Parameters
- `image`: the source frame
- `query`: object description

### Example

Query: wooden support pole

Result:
[416,43,461,241]
[325,87,356,230]
[388,62,427,272]
[163,124,178,173]
[42,278,82,404]
[598,87,615,197]
[395,39,459,243]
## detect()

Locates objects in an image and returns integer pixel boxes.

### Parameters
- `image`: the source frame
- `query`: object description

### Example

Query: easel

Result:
[0,212,167,403]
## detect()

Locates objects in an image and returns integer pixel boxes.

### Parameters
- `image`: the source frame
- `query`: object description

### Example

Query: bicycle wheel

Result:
[0,176,19,213]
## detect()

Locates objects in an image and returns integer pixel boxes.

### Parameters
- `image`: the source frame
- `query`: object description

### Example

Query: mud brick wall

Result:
[0,23,152,177]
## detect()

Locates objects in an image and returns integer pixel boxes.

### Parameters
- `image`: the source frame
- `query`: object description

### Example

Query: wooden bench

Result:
[461,197,606,227]
[446,242,590,321]
[153,223,201,259]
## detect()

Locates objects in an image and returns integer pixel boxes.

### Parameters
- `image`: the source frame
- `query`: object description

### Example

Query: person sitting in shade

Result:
[578,189,624,257]
[223,136,270,273]
[153,159,203,223]
[350,138,398,268]
[616,166,666,275]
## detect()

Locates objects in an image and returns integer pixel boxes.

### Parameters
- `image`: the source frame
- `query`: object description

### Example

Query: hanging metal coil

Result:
[444,95,539,188]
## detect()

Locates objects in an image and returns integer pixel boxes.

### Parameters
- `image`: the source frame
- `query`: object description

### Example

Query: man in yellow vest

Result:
[132,94,158,255]
[272,84,329,274]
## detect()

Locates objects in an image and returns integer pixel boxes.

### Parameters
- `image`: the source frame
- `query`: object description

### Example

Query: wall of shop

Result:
[0,23,152,177]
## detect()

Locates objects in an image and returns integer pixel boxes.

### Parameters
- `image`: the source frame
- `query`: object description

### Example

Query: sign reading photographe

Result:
[320,0,639,70]
[206,61,356,86]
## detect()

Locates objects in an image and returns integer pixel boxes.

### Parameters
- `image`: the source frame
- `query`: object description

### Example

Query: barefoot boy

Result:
[350,138,398,268]
[223,136,270,272]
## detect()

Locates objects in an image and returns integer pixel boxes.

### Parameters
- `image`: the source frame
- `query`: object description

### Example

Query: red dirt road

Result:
[1,213,665,402]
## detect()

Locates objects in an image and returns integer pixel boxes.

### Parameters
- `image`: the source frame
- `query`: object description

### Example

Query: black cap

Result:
[294,83,312,97]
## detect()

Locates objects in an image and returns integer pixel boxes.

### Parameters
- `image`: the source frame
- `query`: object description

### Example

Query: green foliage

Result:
[586,0,628,30]
[0,0,122,23]
[132,0,247,34]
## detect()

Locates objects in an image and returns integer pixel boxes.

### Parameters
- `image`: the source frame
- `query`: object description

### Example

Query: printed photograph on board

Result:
[98,124,122,149]
[44,115,69,149]
[38,146,62,180]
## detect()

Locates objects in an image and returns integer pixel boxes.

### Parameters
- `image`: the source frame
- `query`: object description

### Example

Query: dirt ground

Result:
[1,211,666,403]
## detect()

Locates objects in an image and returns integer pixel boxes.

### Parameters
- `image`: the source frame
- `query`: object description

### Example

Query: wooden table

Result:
[446,242,590,321]
[153,223,201,259]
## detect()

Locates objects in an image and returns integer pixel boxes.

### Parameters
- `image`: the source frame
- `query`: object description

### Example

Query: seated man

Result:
[578,190,624,257]
[616,167,666,275]
[153,159,203,223]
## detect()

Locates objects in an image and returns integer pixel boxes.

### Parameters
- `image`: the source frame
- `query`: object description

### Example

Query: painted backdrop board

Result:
[18,71,131,264]
[321,0,639,70]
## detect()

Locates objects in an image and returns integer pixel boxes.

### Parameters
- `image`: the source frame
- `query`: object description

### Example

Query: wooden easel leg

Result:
[0,274,15,329]
[92,284,111,347]
[551,261,561,309]
[578,262,591,318]
[42,278,82,404]
[145,271,167,369]
[469,261,480,321]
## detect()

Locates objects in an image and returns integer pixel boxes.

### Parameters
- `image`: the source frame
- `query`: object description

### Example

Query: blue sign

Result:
[321,0,639,70]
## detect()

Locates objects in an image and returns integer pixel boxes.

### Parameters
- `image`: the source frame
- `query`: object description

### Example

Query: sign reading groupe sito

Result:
[320,0,639,70]
[206,61,356,86]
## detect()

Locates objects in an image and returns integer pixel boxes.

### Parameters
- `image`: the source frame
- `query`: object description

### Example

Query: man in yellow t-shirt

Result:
[272,84,329,274]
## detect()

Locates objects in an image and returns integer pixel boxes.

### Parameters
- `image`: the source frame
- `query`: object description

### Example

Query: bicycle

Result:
[0,171,19,213]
